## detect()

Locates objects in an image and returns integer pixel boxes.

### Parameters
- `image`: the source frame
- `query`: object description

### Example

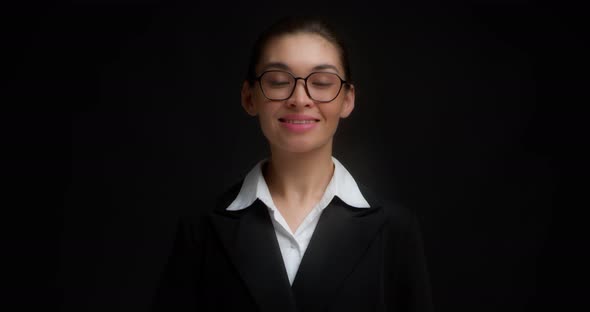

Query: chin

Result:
[272,138,330,154]
[283,145,318,154]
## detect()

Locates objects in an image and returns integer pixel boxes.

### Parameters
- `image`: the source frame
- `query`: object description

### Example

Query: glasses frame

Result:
[255,70,349,103]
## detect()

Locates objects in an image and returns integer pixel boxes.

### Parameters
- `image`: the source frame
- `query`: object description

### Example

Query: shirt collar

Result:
[226,156,370,211]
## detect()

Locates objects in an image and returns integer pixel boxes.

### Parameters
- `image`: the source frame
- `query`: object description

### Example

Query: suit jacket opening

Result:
[152,181,433,312]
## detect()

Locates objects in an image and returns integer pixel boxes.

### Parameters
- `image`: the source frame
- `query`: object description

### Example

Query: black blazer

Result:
[152,181,433,312]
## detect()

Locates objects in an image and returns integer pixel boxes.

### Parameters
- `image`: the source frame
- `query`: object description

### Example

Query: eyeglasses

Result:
[255,70,348,103]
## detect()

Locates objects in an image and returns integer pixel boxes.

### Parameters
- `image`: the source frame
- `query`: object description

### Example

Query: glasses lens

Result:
[260,71,294,100]
[307,73,342,102]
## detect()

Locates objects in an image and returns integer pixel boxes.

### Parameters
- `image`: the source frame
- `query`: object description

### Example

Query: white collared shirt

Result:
[226,156,370,285]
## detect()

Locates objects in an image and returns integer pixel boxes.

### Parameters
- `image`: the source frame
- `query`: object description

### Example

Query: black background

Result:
[4,1,586,311]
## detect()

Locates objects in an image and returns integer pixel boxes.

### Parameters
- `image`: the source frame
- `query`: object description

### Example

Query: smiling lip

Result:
[278,114,320,133]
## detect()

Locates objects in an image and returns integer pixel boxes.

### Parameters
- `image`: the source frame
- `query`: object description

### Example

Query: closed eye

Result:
[311,82,334,87]
[269,81,291,87]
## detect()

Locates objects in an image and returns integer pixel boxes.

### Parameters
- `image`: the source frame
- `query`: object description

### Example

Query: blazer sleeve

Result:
[383,205,434,312]
[151,215,204,312]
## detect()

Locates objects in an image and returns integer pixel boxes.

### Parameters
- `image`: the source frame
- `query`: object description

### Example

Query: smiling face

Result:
[241,33,355,154]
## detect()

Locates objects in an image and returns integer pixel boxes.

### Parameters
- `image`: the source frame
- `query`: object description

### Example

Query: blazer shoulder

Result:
[357,182,419,230]
[173,179,244,228]
[357,185,434,312]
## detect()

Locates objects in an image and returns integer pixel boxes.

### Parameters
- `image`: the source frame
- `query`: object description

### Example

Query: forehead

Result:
[258,33,343,75]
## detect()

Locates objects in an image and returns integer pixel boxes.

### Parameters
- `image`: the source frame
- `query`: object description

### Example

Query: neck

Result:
[264,142,335,204]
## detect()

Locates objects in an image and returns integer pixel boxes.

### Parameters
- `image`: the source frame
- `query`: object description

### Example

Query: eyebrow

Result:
[260,62,341,75]
[312,64,340,72]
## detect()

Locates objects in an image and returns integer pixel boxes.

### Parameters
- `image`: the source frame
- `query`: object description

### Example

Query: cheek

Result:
[257,106,279,134]
[252,91,275,115]
[322,105,344,123]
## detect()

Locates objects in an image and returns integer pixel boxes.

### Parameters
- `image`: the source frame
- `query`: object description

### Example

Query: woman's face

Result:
[241,33,355,154]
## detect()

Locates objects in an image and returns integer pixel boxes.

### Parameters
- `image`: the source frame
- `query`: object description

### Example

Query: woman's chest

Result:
[199,212,387,312]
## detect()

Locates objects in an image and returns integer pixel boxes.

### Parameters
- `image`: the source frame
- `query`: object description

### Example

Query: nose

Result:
[287,79,313,107]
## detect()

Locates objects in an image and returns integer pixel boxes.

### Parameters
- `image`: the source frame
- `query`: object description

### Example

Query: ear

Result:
[241,80,258,116]
[339,84,355,118]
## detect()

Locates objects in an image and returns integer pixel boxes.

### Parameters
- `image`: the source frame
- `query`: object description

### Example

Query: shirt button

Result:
[290,245,296,249]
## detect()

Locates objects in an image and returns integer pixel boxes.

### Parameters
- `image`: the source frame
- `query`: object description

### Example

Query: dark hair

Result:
[245,16,352,87]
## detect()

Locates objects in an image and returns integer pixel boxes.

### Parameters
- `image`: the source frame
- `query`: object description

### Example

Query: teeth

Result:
[284,120,316,124]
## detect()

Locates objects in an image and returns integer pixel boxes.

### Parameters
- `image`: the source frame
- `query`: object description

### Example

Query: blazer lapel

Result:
[209,199,297,312]
[291,197,386,312]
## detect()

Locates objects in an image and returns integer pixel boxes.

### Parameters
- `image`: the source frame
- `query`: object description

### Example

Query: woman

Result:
[153,16,433,312]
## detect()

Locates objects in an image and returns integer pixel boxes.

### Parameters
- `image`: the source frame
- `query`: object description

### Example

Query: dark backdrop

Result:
[4,1,586,312]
